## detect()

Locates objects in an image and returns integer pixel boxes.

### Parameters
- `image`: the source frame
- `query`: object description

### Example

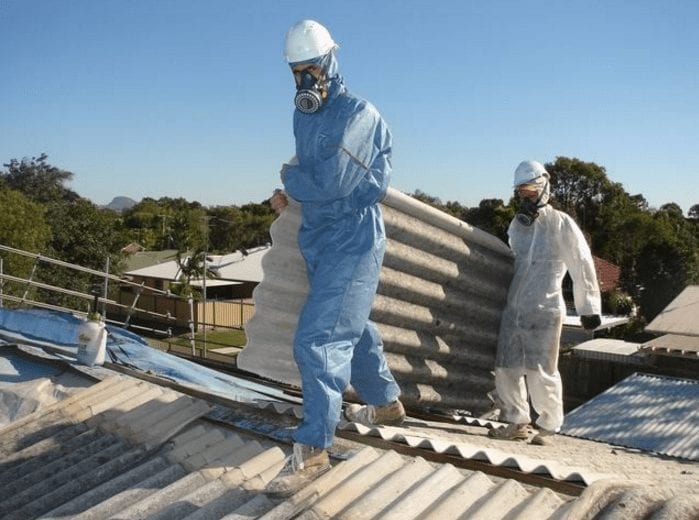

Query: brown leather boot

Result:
[488,423,531,441]
[344,400,406,426]
[531,428,555,445]
[265,443,331,497]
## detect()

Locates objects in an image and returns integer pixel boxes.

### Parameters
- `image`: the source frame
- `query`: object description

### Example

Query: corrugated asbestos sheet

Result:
[2,372,696,520]
[216,400,614,487]
[238,188,514,415]
[645,285,699,336]
[562,373,699,461]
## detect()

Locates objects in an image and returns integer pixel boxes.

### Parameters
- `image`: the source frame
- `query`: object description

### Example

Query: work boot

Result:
[344,400,406,427]
[531,428,555,446]
[264,443,331,497]
[488,423,531,441]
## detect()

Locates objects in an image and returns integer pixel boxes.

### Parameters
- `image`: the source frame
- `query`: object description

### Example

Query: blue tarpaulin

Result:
[0,308,297,405]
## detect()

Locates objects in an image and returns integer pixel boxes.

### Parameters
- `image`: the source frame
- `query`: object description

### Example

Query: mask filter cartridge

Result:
[294,71,323,114]
[516,197,540,226]
[294,90,322,113]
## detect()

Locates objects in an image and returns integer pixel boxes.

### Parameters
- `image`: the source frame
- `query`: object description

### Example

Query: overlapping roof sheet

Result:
[562,372,699,461]
[239,188,514,415]
[2,363,697,519]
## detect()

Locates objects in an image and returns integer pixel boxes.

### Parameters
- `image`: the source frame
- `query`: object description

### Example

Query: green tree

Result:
[0,187,51,281]
[2,154,79,204]
[207,202,275,253]
[207,206,244,252]
[171,247,220,298]
[1,155,127,308]
[463,198,514,242]
[544,156,619,234]
[120,197,208,251]
[408,190,466,219]
[37,200,124,308]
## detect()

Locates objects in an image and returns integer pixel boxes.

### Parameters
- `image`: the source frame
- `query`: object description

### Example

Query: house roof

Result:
[124,245,270,284]
[640,333,699,358]
[121,249,179,272]
[592,255,621,292]
[1,341,697,519]
[562,372,699,461]
[571,338,644,364]
[646,285,699,336]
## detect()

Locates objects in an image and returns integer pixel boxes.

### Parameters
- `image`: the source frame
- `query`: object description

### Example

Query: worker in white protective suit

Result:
[489,160,601,445]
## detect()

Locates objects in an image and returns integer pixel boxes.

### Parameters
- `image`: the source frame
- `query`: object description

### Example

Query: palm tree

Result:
[173,247,219,298]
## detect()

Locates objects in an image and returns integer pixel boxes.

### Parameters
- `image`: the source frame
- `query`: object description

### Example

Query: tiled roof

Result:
[592,255,621,292]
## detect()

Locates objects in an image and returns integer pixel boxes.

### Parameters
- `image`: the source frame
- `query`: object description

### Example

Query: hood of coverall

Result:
[525,174,551,207]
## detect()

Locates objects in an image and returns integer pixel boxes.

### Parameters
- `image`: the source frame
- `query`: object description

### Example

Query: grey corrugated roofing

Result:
[2,363,697,519]
[239,188,514,415]
[562,372,699,461]
[645,285,699,336]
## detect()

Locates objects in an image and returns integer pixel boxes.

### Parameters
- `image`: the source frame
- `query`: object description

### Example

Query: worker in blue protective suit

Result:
[488,160,601,446]
[266,20,404,497]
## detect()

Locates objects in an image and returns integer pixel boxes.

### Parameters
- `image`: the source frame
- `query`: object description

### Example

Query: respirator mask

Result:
[293,68,326,114]
[515,179,548,226]
[516,197,541,226]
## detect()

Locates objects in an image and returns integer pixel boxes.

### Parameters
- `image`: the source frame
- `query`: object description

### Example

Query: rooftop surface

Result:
[1,331,697,519]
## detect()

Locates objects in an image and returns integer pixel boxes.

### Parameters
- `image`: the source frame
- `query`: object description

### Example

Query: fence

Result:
[0,243,253,357]
[198,300,256,330]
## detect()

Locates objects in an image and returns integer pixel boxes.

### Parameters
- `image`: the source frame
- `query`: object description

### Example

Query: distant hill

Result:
[104,196,137,212]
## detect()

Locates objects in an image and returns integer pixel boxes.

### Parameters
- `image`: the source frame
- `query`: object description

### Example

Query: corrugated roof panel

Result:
[337,422,613,485]
[239,188,513,414]
[562,373,699,461]
[2,358,698,519]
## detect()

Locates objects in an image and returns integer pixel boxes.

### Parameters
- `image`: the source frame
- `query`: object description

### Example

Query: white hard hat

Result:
[284,20,337,63]
[513,160,549,187]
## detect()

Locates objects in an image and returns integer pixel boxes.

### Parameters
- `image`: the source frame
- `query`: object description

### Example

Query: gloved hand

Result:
[270,189,288,213]
[580,314,601,330]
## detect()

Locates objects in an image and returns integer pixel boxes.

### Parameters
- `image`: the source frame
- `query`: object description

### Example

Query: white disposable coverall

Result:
[495,204,601,431]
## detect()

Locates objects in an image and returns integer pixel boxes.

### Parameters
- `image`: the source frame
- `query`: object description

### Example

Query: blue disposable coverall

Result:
[282,52,401,449]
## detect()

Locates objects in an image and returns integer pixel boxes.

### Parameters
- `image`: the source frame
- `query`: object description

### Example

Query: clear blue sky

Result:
[1,1,697,213]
